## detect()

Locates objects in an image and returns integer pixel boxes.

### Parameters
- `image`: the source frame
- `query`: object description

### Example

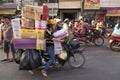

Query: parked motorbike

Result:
[109,36,120,52]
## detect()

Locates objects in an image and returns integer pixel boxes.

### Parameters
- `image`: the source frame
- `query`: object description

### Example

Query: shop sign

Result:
[43,3,58,8]
[106,9,120,16]
[84,0,100,9]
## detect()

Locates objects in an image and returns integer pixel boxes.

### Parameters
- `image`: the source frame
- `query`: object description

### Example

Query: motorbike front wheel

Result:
[110,41,120,52]
[78,40,87,51]
[68,52,85,68]
[93,36,104,46]
[103,32,111,38]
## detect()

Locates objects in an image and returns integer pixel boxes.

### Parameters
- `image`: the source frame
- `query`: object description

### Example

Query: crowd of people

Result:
[0,15,120,77]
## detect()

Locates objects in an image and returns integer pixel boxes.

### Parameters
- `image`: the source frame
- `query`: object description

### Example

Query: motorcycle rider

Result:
[41,24,64,77]
[111,20,120,38]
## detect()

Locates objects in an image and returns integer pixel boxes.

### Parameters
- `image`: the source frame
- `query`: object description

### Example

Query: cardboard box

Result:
[20,29,37,39]
[23,5,42,20]
[36,29,45,39]
[23,5,35,20]
[21,18,35,29]
[34,6,42,20]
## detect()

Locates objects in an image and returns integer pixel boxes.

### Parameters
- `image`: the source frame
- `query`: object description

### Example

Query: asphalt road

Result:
[0,39,120,80]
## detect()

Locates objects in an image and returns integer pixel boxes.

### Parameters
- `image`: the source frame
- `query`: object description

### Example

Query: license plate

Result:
[109,39,113,43]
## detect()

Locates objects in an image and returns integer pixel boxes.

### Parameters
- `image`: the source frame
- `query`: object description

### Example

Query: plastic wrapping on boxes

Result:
[11,18,21,38]
[35,20,47,29]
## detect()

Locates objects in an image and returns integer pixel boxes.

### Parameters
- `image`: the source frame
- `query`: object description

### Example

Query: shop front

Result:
[105,9,120,28]
[59,0,81,21]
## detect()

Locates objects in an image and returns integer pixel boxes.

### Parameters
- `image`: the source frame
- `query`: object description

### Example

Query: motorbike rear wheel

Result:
[68,52,85,68]
[110,41,120,52]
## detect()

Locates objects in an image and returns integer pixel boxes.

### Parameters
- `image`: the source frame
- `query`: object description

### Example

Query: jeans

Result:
[42,45,55,71]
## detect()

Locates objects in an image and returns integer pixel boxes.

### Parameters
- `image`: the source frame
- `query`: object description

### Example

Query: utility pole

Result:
[81,0,85,16]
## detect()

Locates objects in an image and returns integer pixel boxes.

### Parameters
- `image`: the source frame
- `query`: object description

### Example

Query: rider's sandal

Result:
[41,70,48,78]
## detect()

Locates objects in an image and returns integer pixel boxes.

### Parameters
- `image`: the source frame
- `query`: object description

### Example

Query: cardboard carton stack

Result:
[12,5,48,50]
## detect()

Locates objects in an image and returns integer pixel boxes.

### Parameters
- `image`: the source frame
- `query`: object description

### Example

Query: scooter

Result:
[15,38,86,69]
[109,36,120,52]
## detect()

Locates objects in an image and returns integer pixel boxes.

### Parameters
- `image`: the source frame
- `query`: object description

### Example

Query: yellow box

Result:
[36,29,45,39]
[21,29,37,39]
[36,39,46,50]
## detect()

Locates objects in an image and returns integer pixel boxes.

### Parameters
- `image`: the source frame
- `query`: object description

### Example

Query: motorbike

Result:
[40,38,86,68]
[73,28,104,47]
[73,31,87,51]
[15,38,86,69]
[109,36,120,52]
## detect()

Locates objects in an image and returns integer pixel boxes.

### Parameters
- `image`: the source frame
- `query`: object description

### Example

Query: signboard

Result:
[43,3,58,17]
[43,3,58,8]
[106,9,120,16]
[84,0,100,9]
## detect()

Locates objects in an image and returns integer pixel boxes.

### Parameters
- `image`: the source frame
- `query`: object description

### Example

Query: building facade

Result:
[59,0,81,20]
[58,0,120,23]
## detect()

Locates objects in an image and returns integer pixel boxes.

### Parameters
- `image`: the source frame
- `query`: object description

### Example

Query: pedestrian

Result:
[41,24,63,77]
[0,16,16,62]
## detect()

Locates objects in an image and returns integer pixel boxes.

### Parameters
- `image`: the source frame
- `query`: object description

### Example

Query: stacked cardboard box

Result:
[12,5,48,50]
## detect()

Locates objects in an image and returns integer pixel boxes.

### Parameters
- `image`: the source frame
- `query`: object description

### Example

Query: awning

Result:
[0,10,16,14]
[106,9,120,16]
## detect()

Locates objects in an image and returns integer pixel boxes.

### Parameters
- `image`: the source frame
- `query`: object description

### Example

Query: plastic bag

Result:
[69,39,80,49]
[54,41,63,55]
[15,49,24,64]
[19,49,42,70]
[57,50,67,60]
[53,29,68,39]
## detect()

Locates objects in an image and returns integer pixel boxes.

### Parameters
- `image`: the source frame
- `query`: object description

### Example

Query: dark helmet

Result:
[83,18,88,22]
